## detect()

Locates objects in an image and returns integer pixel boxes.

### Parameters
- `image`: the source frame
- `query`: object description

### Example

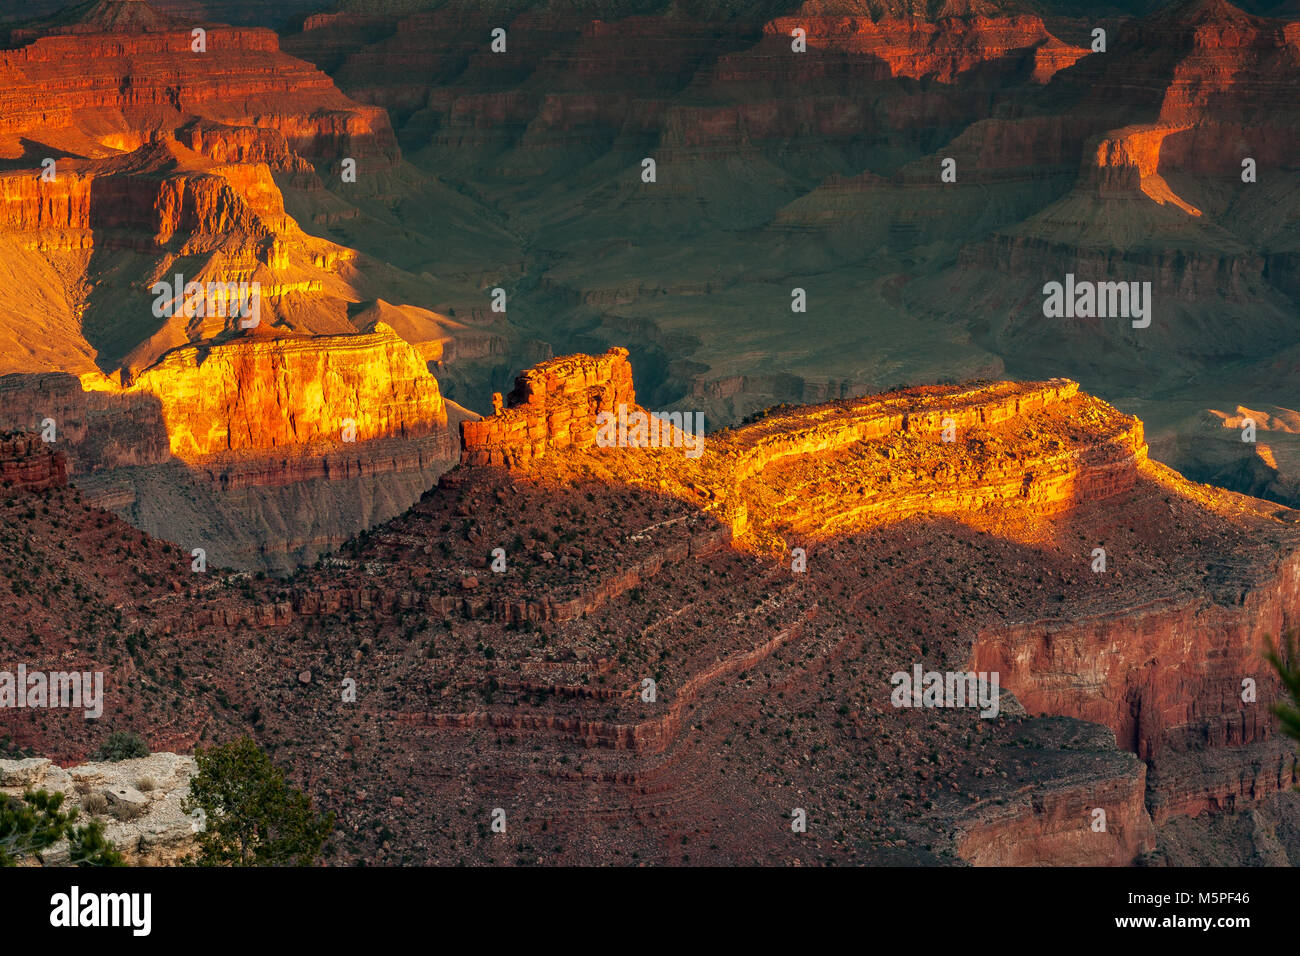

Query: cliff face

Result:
[0,3,416,381]
[1089,125,1202,215]
[84,153,293,250]
[716,379,1147,540]
[970,517,1296,764]
[128,323,447,461]
[912,0,1300,382]
[955,722,1157,866]
[291,6,1082,165]
[0,172,93,237]
[0,146,359,380]
[3,323,453,469]
[762,14,1088,84]
[968,464,1300,821]
[469,357,1148,545]
[0,25,397,165]
[0,372,173,476]
[0,326,461,573]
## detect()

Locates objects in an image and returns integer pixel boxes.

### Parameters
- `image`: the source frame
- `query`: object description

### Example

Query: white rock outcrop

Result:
[0,752,198,865]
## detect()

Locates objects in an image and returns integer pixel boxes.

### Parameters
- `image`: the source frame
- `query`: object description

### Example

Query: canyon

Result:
[2,349,1297,865]
[0,0,1297,572]
[279,0,1300,511]
[0,0,1297,869]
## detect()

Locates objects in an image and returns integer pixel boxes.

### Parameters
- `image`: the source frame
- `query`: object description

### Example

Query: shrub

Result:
[0,735,34,761]
[67,818,124,866]
[91,731,150,762]
[80,792,109,815]
[107,795,147,822]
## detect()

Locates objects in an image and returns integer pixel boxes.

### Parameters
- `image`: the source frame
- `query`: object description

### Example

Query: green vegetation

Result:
[0,734,34,760]
[182,737,334,866]
[91,730,151,762]
[0,790,124,866]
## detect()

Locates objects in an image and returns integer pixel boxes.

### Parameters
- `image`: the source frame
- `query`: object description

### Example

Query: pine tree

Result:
[182,737,333,866]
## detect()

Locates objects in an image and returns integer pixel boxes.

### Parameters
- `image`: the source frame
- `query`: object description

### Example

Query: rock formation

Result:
[762,13,1089,84]
[0,431,68,493]
[460,347,634,467]
[128,323,448,461]
[0,325,462,573]
[0,4,396,166]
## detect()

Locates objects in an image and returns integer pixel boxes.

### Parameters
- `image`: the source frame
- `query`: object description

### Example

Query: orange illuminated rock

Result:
[126,323,447,462]
[460,347,635,468]
[0,4,397,165]
[1091,125,1202,216]
[763,14,1087,84]
[482,362,1149,551]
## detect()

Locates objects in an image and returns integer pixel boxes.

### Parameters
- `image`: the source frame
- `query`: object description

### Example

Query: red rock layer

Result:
[196,511,731,629]
[393,610,817,754]
[0,172,92,238]
[197,434,459,492]
[970,495,1297,767]
[290,7,1084,163]
[0,324,457,483]
[957,744,1157,865]
[0,150,293,260]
